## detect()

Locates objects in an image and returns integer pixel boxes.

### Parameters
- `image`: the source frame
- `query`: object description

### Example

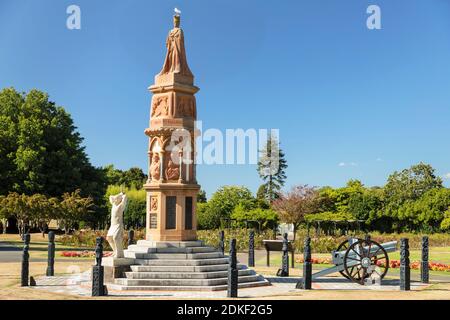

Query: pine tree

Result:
[257,134,288,203]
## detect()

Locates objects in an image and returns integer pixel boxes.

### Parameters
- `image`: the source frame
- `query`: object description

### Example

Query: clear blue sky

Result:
[1,0,450,197]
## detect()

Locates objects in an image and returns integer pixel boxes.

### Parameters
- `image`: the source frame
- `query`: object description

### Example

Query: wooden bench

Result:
[263,240,295,268]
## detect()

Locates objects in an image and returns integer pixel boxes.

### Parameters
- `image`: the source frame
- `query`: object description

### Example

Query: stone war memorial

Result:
[2,2,450,307]
[102,12,269,291]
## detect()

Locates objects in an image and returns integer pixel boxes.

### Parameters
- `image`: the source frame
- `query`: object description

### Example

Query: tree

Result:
[197,186,256,229]
[231,203,278,229]
[0,88,108,224]
[383,162,443,230]
[272,185,319,240]
[0,195,8,233]
[197,190,207,203]
[58,190,94,234]
[257,134,288,203]
[104,165,147,189]
[28,194,56,237]
[104,164,123,186]
[1,193,30,237]
[441,208,450,232]
[120,167,147,189]
[347,188,383,221]
[396,188,450,232]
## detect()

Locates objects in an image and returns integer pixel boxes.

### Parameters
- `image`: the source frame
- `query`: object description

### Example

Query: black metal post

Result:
[421,236,429,284]
[219,230,225,255]
[46,231,55,276]
[400,238,410,291]
[296,236,312,289]
[21,233,30,287]
[92,237,106,296]
[227,238,238,298]
[128,229,135,247]
[277,233,289,277]
[248,230,255,267]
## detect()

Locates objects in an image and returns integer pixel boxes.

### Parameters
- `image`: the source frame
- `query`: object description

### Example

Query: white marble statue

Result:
[107,192,127,258]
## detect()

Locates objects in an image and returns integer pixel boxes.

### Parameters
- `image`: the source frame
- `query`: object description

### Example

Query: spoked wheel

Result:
[336,239,351,279]
[343,238,389,285]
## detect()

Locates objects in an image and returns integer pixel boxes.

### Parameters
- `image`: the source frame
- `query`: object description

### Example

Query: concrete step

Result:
[126,245,217,254]
[114,275,264,287]
[124,251,223,260]
[107,279,271,292]
[135,240,203,248]
[130,263,247,273]
[124,269,255,280]
[134,257,230,266]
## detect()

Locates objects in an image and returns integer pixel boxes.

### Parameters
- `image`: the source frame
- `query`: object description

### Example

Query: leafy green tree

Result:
[196,202,219,230]
[347,188,383,221]
[58,190,94,234]
[0,88,108,225]
[231,203,278,229]
[121,167,147,189]
[440,208,450,231]
[383,163,443,230]
[197,186,256,229]
[396,188,450,232]
[105,164,123,186]
[28,194,56,237]
[1,193,30,237]
[257,134,288,203]
[197,190,207,203]
[256,184,270,209]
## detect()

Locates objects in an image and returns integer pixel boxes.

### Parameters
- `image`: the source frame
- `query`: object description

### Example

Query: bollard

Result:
[227,238,238,298]
[296,236,312,289]
[128,229,135,247]
[21,233,30,287]
[277,233,289,277]
[248,230,255,267]
[421,236,429,284]
[219,230,225,255]
[400,238,410,291]
[92,237,106,296]
[46,231,55,276]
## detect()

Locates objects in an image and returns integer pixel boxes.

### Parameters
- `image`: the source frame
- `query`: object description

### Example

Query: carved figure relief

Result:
[150,153,161,181]
[150,197,158,212]
[177,96,195,118]
[151,96,169,118]
[165,159,180,180]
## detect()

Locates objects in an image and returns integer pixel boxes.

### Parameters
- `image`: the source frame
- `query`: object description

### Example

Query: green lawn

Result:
[255,247,450,269]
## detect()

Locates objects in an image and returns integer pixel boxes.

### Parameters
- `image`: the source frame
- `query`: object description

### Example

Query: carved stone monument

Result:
[101,11,269,291]
[144,12,200,242]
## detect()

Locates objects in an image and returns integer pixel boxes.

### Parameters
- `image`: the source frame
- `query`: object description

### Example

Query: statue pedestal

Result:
[102,257,134,283]
[144,183,200,242]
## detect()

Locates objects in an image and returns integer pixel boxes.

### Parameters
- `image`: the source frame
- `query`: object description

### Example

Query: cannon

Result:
[310,237,397,285]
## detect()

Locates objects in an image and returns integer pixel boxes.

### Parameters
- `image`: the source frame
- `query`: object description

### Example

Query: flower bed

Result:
[60,250,113,258]
[294,256,450,272]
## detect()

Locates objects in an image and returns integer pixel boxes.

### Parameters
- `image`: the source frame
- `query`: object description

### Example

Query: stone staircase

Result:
[106,240,270,291]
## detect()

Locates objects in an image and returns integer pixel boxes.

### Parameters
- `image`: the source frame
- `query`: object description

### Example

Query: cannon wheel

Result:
[336,239,351,279]
[343,238,389,285]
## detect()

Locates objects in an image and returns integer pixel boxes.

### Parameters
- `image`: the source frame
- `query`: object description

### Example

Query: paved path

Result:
[0,241,22,262]
[30,271,431,298]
